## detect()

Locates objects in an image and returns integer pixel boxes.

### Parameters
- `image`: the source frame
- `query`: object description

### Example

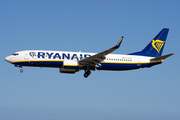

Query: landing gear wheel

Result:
[84,70,91,78]
[87,70,91,75]
[20,69,23,73]
[84,73,89,78]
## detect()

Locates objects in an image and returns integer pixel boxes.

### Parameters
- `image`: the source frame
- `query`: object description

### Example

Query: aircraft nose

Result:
[5,56,12,63]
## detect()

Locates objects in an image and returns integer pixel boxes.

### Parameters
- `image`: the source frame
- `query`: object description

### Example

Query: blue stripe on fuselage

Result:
[99,62,162,70]
[13,61,64,68]
[12,60,162,70]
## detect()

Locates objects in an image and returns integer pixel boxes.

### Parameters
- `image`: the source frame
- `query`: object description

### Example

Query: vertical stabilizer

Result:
[129,28,169,57]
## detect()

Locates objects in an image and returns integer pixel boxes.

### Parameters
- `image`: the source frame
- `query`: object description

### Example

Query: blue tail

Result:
[129,28,169,57]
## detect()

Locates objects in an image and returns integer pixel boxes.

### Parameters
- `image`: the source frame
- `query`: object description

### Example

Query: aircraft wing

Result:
[79,36,123,67]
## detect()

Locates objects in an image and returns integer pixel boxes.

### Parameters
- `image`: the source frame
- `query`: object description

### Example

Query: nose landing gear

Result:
[84,70,91,78]
[20,68,23,73]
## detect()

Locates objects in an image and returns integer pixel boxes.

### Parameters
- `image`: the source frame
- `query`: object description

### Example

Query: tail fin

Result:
[129,28,169,57]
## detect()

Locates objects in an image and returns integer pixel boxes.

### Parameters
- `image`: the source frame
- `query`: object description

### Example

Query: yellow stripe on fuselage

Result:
[63,65,79,66]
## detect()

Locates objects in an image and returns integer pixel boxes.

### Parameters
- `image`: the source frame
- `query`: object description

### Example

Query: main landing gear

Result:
[84,70,91,78]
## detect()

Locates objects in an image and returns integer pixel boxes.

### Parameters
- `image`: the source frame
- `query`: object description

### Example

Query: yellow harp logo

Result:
[152,40,165,53]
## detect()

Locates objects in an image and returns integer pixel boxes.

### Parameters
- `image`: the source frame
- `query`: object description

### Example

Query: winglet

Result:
[113,36,124,48]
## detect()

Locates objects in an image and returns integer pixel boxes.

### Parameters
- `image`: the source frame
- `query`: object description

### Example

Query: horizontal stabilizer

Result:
[150,53,174,61]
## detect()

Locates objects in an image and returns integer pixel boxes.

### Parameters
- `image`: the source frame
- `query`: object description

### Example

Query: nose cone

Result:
[5,56,12,63]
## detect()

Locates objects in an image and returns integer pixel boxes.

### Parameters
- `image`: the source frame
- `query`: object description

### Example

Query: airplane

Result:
[5,28,174,78]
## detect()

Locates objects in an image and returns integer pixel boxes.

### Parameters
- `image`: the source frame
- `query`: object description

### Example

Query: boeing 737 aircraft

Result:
[5,28,174,78]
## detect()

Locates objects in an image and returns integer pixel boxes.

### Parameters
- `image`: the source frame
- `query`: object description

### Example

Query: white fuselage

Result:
[5,50,160,71]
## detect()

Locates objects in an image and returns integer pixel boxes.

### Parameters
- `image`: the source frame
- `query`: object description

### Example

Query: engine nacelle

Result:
[60,68,79,74]
[60,60,79,73]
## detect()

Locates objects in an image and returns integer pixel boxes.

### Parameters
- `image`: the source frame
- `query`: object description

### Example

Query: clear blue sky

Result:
[0,0,180,120]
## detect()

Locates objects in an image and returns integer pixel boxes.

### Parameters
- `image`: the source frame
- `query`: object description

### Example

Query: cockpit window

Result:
[12,53,19,56]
